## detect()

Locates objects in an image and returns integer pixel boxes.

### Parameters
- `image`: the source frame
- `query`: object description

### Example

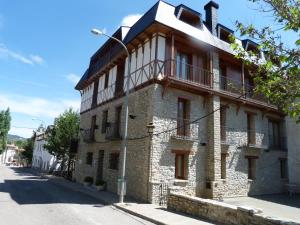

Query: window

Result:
[220,106,226,142]
[221,153,227,179]
[219,62,227,90]
[91,115,97,138]
[247,113,256,145]
[247,157,257,179]
[115,106,122,137]
[109,153,120,170]
[176,52,191,80]
[280,158,287,179]
[102,110,108,133]
[175,5,202,28]
[115,62,125,96]
[175,153,187,180]
[177,98,190,136]
[86,152,93,166]
[104,73,109,89]
[268,120,280,149]
[92,79,99,106]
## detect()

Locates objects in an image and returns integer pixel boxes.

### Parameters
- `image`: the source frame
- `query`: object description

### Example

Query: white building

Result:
[32,130,58,171]
[1,144,22,165]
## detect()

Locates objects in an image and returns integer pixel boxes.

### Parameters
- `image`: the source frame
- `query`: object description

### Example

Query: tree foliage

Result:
[0,108,11,153]
[20,136,35,164]
[230,0,300,121]
[44,108,80,162]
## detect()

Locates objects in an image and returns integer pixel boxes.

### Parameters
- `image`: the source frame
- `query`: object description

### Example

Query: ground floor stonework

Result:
[75,84,289,204]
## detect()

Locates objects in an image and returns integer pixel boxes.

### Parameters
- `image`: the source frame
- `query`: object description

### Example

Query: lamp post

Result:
[91,28,131,203]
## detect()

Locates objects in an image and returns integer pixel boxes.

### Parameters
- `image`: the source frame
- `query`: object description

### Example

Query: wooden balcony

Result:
[80,59,278,114]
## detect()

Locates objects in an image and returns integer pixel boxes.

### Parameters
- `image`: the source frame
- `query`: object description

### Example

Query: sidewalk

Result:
[115,203,220,225]
[42,173,218,225]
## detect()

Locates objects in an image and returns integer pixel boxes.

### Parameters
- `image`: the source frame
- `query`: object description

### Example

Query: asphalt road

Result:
[0,165,154,225]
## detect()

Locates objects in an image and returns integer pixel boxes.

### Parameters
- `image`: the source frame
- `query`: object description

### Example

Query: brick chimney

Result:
[204,1,219,36]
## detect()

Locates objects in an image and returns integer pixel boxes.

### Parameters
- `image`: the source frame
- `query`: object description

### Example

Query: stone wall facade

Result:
[286,116,300,193]
[168,193,300,225]
[75,85,155,202]
[75,82,288,203]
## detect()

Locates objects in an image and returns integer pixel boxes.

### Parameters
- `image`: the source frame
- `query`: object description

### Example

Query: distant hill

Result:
[8,134,26,142]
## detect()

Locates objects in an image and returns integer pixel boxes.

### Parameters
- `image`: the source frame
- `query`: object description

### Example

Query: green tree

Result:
[44,108,80,175]
[20,135,35,166]
[230,0,300,121]
[0,108,11,153]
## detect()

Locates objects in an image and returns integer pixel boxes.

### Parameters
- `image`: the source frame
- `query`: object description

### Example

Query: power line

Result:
[11,126,37,129]
[127,89,250,141]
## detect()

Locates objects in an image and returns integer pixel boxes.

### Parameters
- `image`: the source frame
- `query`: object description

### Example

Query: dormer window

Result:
[242,39,261,58]
[217,24,234,44]
[175,4,202,28]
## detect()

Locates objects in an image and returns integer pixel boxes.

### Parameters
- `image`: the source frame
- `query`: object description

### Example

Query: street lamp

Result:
[146,122,155,136]
[91,28,131,203]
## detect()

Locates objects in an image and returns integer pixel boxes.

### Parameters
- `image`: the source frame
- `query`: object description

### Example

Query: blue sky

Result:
[0,0,297,138]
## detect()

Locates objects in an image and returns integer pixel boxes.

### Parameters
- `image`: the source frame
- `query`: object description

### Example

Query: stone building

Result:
[286,116,300,193]
[74,1,288,203]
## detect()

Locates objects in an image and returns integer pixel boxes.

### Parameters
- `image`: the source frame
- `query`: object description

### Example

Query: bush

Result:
[84,176,93,183]
[95,180,106,186]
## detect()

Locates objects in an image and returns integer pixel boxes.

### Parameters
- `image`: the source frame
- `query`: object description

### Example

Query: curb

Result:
[114,204,166,225]
[41,174,112,205]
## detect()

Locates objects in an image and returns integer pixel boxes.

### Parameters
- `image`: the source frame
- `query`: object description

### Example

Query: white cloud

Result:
[0,44,45,65]
[0,93,80,118]
[9,127,35,139]
[29,54,44,65]
[66,73,80,85]
[121,14,142,27]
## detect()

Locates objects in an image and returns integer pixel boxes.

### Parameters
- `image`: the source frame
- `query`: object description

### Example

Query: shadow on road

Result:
[0,167,104,206]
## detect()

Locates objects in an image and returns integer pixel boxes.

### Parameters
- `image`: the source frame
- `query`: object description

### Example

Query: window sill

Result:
[174,179,188,186]
[220,178,227,183]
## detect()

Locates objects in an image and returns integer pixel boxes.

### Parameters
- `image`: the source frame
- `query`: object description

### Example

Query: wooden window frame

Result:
[268,119,281,149]
[115,106,122,137]
[91,115,97,137]
[104,72,109,89]
[220,105,227,142]
[86,152,93,166]
[221,153,227,179]
[177,98,190,137]
[246,156,257,180]
[92,79,99,107]
[279,158,287,179]
[246,113,256,145]
[172,150,190,180]
[109,152,120,170]
[101,110,108,134]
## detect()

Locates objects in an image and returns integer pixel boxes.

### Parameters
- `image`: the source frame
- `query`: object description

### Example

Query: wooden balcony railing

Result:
[164,59,212,87]
[80,59,273,113]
